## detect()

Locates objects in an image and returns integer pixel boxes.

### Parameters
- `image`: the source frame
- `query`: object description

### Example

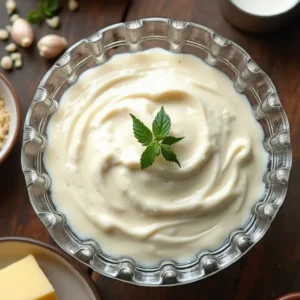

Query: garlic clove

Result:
[46,16,60,29]
[6,0,17,15]
[11,18,34,48]
[5,42,17,53]
[1,56,13,70]
[14,58,22,69]
[6,25,12,33]
[37,34,68,59]
[10,52,21,61]
[68,0,79,11]
[0,29,9,41]
[10,13,20,23]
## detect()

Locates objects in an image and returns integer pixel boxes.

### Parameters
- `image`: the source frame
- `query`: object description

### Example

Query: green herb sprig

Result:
[27,0,59,24]
[130,107,184,169]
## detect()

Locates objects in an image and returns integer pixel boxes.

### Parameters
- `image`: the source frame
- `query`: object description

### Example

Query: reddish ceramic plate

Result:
[277,292,300,300]
[0,237,101,300]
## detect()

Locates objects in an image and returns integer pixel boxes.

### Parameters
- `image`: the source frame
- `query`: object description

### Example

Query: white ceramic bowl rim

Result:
[229,0,300,18]
[0,74,21,164]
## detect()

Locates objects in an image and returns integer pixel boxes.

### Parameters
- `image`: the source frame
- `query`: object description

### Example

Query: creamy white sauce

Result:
[232,0,299,16]
[44,49,267,265]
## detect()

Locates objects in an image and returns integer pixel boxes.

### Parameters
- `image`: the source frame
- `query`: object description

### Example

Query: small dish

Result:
[0,237,101,300]
[277,292,300,300]
[219,0,300,34]
[0,73,21,164]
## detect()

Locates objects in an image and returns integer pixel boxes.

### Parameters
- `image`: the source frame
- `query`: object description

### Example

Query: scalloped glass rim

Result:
[21,18,292,286]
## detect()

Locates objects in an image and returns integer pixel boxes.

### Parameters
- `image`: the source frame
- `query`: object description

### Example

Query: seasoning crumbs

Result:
[0,95,10,150]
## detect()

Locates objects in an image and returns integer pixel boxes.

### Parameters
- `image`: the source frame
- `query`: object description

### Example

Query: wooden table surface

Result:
[0,0,299,299]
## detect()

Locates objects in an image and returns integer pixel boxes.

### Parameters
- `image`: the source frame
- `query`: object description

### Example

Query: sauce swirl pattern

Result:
[44,49,267,264]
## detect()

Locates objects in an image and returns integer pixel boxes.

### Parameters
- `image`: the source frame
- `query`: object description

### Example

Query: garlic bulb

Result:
[11,18,34,48]
[37,34,67,59]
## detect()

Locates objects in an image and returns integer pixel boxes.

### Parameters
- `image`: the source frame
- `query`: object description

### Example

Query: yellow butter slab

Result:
[0,254,57,300]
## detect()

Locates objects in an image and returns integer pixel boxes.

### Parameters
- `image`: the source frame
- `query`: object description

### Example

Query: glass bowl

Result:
[21,18,292,286]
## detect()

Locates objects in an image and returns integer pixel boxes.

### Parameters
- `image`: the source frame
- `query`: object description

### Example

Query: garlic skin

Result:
[37,34,67,59]
[11,18,34,48]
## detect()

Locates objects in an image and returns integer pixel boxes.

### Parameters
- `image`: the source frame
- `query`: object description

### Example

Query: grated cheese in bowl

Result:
[0,95,10,151]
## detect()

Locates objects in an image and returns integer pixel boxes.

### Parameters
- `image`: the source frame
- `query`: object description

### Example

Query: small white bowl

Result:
[219,0,300,33]
[0,73,21,164]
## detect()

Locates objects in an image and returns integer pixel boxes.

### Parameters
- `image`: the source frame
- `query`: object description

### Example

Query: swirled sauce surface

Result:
[44,49,267,265]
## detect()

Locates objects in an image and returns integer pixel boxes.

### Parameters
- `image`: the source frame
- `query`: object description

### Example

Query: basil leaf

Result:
[152,106,171,140]
[27,11,42,24]
[161,144,181,167]
[44,0,59,13]
[140,142,161,169]
[39,1,52,17]
[162,136,184,145]
[130,114,153,146]
[130,106,184,169]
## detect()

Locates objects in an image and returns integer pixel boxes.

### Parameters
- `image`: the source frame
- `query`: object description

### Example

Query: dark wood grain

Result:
[0,0,299,299]
[0,0,129,241]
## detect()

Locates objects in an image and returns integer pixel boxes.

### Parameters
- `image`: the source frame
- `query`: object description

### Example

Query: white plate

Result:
[0,237,101,300]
